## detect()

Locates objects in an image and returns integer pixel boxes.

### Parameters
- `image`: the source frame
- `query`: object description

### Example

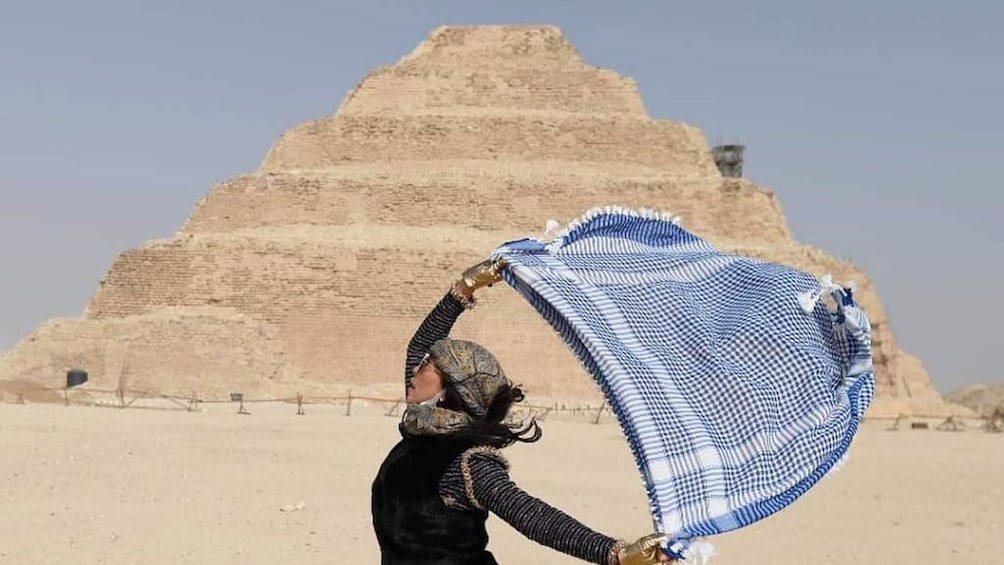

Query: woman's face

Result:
[407,354,445,404]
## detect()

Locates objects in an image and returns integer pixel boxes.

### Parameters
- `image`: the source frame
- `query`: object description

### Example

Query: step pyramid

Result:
[1,25,944,415]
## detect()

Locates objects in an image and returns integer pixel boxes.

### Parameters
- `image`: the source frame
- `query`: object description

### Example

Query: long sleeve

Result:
[404,292,466,388]
[439,450,618,564]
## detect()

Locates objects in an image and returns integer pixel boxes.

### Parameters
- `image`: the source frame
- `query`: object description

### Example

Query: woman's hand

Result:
[615,533,674,564]
[456,258,507,297]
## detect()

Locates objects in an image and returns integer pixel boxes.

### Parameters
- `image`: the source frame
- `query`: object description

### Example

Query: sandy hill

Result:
[0,25,954,415]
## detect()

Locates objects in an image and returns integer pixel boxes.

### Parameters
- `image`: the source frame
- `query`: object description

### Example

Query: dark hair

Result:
[440,383,542,448]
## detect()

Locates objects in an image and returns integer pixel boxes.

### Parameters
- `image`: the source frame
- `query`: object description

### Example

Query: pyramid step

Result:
[337,65,647,118]
[260,115,718,175]
[180,173,792,247]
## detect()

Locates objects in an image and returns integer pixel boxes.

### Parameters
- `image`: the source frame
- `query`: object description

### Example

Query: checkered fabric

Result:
[491,207,874,559]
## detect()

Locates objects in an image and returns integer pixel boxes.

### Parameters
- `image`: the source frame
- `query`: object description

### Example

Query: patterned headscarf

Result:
[400,339,513,438]
[428,339,511,418]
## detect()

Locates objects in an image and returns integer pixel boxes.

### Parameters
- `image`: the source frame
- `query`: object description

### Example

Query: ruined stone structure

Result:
[0,25,951,413]
[947,384,1004,417]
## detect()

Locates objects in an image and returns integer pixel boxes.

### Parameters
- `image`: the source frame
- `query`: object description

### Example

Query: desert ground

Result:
[2,401,1001,564]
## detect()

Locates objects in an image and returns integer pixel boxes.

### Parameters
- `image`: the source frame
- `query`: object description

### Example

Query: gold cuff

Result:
[608,540,628,565]
[449,284,476,309]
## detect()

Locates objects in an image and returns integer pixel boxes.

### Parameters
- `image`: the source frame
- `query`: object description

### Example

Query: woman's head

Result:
[427,338,511,417]
[409,339,541,446]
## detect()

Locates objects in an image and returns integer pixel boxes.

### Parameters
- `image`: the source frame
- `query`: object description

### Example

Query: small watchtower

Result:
[712,144,745,178]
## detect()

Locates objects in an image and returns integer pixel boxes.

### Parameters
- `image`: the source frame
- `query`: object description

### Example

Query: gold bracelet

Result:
[449,283,477,309]
[608,540,627,565]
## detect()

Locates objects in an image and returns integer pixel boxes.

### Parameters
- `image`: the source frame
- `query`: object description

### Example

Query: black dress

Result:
[371,434,498,564]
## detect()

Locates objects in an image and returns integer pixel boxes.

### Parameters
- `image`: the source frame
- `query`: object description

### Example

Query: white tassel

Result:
[797,274,842,314]
[797,290,820,314]
[682,541,717,565]
[543,219,561,237]
[547,205,681,245]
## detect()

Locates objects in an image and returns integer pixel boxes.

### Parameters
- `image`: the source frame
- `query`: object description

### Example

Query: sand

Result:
[1,401,1001,564]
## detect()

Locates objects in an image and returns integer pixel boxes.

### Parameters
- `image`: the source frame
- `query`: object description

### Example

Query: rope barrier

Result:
[3,386,996,430]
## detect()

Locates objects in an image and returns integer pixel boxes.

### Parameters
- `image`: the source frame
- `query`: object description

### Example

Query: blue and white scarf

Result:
[491,207,874,561]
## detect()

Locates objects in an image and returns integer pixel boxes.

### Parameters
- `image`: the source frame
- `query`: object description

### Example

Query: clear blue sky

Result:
[1,1,1000,393]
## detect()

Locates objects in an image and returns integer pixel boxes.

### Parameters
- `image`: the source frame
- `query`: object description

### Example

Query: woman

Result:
[371,260,672,564]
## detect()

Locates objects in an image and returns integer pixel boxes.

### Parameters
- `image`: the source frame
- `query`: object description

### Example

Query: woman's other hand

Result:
[616,532,674,564]
[456,258,507,297]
